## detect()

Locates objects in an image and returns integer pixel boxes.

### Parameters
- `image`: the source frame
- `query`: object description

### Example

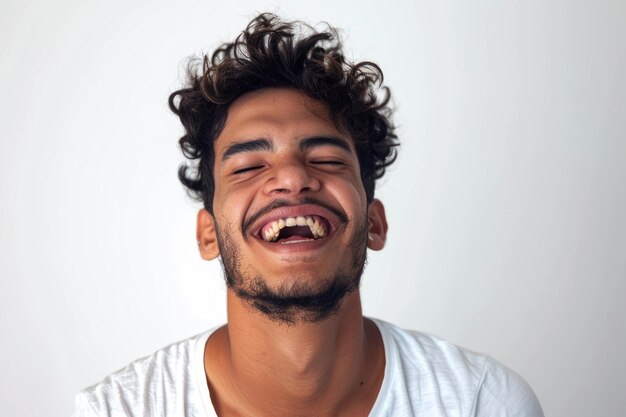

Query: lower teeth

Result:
[280,239,314,244]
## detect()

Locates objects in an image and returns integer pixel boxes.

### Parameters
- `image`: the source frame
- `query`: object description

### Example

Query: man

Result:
[73,13,544,416]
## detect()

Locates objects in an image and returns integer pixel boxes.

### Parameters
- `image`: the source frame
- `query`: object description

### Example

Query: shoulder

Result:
[372,319,543,417]
[73,330,214,417]
[375,318,487,385]
[474,356,544,417]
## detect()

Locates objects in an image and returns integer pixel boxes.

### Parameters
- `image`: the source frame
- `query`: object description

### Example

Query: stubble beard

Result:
[214,215,368,325]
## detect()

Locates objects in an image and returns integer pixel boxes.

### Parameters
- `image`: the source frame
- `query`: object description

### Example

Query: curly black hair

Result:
[168,13,398,213]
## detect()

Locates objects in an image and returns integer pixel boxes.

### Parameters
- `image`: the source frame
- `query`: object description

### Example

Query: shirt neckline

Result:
[367,317,394,416]
[193,318,395,417]
[193,326,221,417]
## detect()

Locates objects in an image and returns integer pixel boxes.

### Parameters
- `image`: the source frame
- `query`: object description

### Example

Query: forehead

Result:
[214,88,352,153]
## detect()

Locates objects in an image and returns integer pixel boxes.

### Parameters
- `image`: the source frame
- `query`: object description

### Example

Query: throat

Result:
[277,225,314,241]
[214,295,383,416]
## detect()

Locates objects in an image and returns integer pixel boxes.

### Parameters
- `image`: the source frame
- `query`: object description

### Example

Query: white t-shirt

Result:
[73,318,544,416]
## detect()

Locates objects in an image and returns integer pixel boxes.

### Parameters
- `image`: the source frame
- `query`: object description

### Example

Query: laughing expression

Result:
[199,88,383,322]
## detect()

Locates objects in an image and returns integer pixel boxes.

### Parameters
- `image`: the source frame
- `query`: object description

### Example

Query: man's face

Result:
[198,88,385,323]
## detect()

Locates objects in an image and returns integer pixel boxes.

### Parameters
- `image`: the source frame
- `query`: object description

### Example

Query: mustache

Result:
[242,197,349,234]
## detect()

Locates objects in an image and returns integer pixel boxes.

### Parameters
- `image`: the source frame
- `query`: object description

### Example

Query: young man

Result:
[73,13,544,417]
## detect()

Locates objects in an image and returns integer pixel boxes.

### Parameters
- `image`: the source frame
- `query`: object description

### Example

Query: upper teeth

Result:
[262,216,326,242]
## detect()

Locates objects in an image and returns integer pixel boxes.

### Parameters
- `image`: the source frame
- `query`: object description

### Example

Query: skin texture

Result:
[196,88,388,416]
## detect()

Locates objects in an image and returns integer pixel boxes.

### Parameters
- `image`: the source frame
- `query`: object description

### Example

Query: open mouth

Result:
[258,215,329,243]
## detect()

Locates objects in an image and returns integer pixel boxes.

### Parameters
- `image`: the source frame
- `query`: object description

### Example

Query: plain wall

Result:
[1,1,624,416]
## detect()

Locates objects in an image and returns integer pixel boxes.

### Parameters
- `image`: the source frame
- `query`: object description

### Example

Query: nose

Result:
[262,161,321,196]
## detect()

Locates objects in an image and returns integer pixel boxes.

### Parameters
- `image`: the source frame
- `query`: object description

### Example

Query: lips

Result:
[260,215,328,242]
[247,203,342,245]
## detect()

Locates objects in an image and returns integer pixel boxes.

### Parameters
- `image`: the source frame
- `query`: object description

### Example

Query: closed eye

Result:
[310,160,345,166]
[232,165,264,175]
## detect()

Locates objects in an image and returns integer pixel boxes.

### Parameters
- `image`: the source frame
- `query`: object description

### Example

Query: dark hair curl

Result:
[169,13,398,213]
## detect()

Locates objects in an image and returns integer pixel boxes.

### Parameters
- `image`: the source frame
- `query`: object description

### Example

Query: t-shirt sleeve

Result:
[72,392,101,417]
[473,356,544,417]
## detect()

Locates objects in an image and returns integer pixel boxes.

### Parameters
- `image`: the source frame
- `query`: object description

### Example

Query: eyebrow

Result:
[221,139,273,161]
[220,135,352,162]
[299,136,352,154]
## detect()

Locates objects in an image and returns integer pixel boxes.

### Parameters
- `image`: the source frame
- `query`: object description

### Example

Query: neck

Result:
[204,290,384,416]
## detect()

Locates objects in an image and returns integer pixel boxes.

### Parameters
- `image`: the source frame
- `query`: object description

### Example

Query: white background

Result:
[1,1,625,416]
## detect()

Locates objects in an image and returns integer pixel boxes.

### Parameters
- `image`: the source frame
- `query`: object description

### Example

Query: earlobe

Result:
[367,199,388,251]
[196,209,220,260]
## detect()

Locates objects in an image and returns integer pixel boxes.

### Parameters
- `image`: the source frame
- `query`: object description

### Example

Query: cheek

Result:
[324,177,368,213]
[212,181,238,225]
[213,183,259,232]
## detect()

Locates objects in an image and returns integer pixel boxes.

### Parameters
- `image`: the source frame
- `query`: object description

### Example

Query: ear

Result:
[367,199,388,251]
[196,209,220,260]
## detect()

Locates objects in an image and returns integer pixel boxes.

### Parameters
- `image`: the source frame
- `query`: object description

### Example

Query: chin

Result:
[228,269,362,325]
